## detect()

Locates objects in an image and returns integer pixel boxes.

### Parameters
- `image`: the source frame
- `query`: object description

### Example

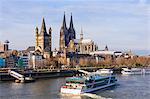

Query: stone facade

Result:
[79,39,98,54]
[35,18,52,58]
[59,13,76,52]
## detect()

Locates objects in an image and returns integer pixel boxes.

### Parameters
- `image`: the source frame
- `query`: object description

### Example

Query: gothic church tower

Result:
[59,13,76,52]
[68,13,76,40]
[35,18,52,58]
[59,13,68,51]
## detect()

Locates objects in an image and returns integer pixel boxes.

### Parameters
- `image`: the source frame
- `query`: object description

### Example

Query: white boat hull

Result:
[143,69,150,74]
[121,68,143,75]
[61,83,116,94]
[121,71,142,75]
[61,88,82,94]
[96,69,113,75]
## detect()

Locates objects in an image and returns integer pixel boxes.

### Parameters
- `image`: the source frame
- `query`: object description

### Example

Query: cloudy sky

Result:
[0,0,149,55]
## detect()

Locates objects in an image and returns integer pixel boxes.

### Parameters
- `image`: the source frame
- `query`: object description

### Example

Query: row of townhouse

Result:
[0,46,43,69]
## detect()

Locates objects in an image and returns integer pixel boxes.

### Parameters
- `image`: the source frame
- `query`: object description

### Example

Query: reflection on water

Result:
[0,75,150,99]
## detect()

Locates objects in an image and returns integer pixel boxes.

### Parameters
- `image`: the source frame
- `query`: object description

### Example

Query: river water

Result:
[0,74,150,99]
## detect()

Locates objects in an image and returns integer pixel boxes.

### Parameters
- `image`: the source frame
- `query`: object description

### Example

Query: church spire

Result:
[80,27,83,40]
[35,26,38,35]
[62,12,67,28]
[60,12,68,51]
[69,13,74,29]
[40,17,47,35]
[68,13,76,39]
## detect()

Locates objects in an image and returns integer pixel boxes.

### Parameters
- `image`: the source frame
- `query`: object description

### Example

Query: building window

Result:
[85,46,87,51]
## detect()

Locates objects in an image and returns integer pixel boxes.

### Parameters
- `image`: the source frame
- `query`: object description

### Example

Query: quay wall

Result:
[0,70,75,81]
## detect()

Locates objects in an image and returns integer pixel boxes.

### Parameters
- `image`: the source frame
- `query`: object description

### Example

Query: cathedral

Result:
[35,18,52,58]
[34,13,98,61]
[59,13,98,54]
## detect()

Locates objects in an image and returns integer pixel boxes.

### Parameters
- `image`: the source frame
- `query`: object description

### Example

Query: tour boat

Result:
[96,69,113,75]
[121,68,142,75]
[142,68,150,74]
[60,70,117,94]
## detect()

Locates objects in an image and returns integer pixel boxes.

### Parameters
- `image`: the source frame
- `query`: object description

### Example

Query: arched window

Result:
[85,46,87,51]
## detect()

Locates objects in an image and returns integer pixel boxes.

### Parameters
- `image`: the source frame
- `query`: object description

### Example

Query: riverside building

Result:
[0,40,9,52]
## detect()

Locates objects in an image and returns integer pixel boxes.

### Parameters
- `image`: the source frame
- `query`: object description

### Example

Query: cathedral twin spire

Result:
[68,13,76,39]
[59,12,76,51]
[69,13,74,29]
[62,12,67,29]
[62,12,75,33]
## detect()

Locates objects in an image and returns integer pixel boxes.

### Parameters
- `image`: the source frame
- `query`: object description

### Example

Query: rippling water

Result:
[0,74,150,99]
